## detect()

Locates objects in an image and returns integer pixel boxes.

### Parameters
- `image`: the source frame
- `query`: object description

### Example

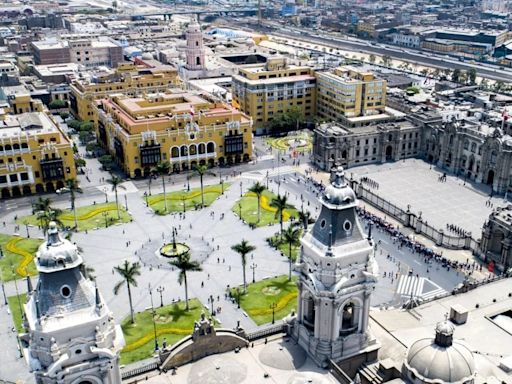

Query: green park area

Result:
[8,293,27,333]
[230,275,298,325]
[232,189,298,227]
[266,231,302,262]
[120,298,210,365]
[147,183,229,215]
[266,132,312,153]
[0,234,42,281]
[17,202,131,232]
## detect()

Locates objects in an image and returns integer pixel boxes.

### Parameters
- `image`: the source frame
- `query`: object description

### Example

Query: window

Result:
[60,285,71,298]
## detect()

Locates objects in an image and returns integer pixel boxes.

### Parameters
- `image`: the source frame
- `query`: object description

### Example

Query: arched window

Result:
[207,142,215,153]
[189,144,197,156]
[490,151,497,165]
[196,57,201,66]
[463,140,469,150]
[171,147,179,158]
[180,145,188,157]
[198,143,205,154]
[470,142,477,153]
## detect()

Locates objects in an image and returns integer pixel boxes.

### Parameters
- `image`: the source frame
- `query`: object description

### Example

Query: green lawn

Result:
[120,298,210,365]
[230,275,298,325]
[8,293,27,333]
[232,189,298,227]
[17,202,132,232]
[267,231,302,261]
[0,234,42,281]
[147,183,230,215]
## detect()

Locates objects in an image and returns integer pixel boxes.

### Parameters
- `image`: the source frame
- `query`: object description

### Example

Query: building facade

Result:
[30,41,71,65]
[94,91,253,177]
[68,39,123,69]
[0,112,76,198]
[23,223,124,384]
[69,63,179,122]
[232,57,316,134]
[185,21,206,71]
[480,205,512,272]
[316,67,387,123]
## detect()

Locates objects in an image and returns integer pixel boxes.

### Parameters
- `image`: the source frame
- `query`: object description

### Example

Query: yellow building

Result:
[1,86,45,115]
[316,66,387,122]
[231,57,316,134]
[69,62,179,123]
[0,112,76,198]
[94,91,253,177]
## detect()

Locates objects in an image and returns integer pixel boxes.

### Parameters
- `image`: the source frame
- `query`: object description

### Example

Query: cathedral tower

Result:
[23,223,124,384]
[293,166,379,367]
[185,20,205,71]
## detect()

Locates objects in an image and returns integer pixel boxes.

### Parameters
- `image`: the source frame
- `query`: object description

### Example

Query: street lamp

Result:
[208,294,215,316]
[239,181,243,197]
[148,284,159,351]
[124,195,128,211]
[144,191,149,207]
[250,263,257,283]
[24,223,29,238]
[181,195,186,213]
[270,302,277,324]
[0,244,4,258]
[103,187,108,203]
[187,174,191,192]
[236,287,241,309]
[12,265,23,357]
[148,176,152,196]
[102,211,109,228]
[157,286,165,307]
[266,170,269,189]
[238,202,242,221]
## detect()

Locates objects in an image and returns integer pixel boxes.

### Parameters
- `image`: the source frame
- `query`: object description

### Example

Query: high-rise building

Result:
[316,66,387,123]
[94,91,253,177]
[185,21,206,71]
[23,223,124,384]
[292,166,379,366]
[231,57,316,134]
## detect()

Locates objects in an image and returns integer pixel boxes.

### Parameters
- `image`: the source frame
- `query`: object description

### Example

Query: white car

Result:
[56,187,70,194]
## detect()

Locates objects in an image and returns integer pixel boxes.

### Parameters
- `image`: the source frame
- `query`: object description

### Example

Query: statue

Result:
[192,312,215,340]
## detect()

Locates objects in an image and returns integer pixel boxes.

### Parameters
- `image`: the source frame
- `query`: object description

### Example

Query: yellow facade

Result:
[0,112,76,198]
[231,57,316,132]
[5,93,44,115]
[69,63,179,123]
[94,91,253,178]
[316,66,387,121]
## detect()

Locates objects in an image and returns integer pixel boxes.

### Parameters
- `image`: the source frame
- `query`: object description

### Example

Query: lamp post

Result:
[102,211,109,228]
[12,265,23,357]
[148,284,159,351]
[250,263,257,283]
[24,222,30,238]
[238,202,242,221]
[124,195,128,211]
[148,176,152,196]
[1,282,6,305]
[219,170,223,194]
[103,187,108,203]
[0,244,4,258]
[187,174,190,192]
[181,195,186,213]
[208,294,215,316]
[236,287,241,309]
[144,191,149,207]
[266,170,269,189]
[270,302,277,324]
[157,286,165,307]
[239,181,243,197]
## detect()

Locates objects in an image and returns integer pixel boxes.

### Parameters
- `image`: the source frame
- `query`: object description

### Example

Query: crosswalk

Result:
[396,275,446,301]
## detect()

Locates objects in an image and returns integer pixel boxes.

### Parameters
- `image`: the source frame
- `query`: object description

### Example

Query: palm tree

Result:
[113,260,141,324]
[107,174,126,220]
[37,208,63,235]
[151,161,171,212]
[282,225,301,281]
[270,194,293,238]
[66,178,82,230]
[297,210,311,231]
[249,182,266,223]
[32,197,52,214]
[193,164,215,207]
[231,239,256,291]
[168,252,202,311]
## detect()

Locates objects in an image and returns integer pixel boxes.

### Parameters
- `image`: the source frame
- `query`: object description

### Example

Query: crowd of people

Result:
[360,177,380,190]
[446,223,471,237]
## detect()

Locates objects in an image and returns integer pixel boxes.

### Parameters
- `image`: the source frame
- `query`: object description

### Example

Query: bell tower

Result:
[22,223,125,384]
[293,166,379,367]
[185,20,205,71]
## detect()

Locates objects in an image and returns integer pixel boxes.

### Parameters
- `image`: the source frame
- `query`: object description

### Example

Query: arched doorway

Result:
[46,182,55,192]
[11,186,21,197]
[218,157,225,166]
[487,170,495,185]
[341,150,347,159]
[208,159,214,167]
[134,168,142,178]
[35,184,44,193]
[22,186,31,195]
[1,188,10,199]
[385,145,393,160]
[56,180,64,189]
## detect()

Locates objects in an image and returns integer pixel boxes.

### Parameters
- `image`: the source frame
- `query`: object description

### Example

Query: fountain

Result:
[160,227,190,258]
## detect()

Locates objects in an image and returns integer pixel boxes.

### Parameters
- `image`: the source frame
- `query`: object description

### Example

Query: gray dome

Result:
[36,222,82,272]
[404,321,475,384]
[323,166,356,206]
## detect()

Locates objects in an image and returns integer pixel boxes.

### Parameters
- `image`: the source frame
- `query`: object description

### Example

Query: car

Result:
[56,187,70,194]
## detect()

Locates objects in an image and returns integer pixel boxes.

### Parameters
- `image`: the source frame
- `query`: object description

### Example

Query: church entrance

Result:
[487,170,495,185]
[385,145,393,160]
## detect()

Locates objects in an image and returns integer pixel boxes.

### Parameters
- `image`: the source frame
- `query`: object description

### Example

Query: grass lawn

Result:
[17,202,132,232]
[266,133,312,153]
[120,298,209,365]
[232,189,298,227]
[266,231,302,262]
[0,234,42,281]
[8,293,27,333]
[147,183,230,215]
[230,275,298,325]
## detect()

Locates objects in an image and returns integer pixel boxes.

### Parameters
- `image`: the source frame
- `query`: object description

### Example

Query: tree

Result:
[248,182,266,223]
[468,68,477,85]
[282,225,301,281]
[151,161,171,212]
[297,210,311,231]
[107,174,125,219]
[32,197,52,215]
[168,252,202,311]
[451,68,462,83]
[494,81,505,92]
[381,55,392,67]
[59,111,69,121]
[270,194,293,238]
[98,155,113,171]
[193,164,215,207]
[75,157,86,170]
[37,209,63,235]
[231,239,256,291]
[66,178,82,230]
[113,260,141,324]
[369,54,376,64]
[67,120,82,131]
[48,99,67,109]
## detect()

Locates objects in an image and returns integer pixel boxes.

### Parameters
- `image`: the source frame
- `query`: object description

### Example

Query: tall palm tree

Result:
[270,194,293,238]
[249,182,265,223]
[231,239,256,291]
[193,164,215,207]
[297,210,311,231]
[32,197,52,214]
[151,161,171,212]
[168,252,202,311]
[37,208,63,235]
[107,174,126,219]
[113,260,141,324]
[282,225,301,281]
[66,178,82,230]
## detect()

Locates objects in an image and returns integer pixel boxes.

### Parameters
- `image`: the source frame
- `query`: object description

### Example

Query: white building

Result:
[391,33,421,48]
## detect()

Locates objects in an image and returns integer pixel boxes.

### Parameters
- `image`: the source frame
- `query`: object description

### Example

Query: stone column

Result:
[437,229,444,246]
[415,217,422,234]
[360,290,371,333]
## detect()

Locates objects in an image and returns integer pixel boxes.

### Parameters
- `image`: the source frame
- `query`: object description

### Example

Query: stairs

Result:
[358,362,385,384]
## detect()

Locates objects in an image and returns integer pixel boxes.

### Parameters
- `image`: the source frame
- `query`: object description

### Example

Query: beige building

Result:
[94,91,253,177]
[316,66,387,123]
[231,57,316,134]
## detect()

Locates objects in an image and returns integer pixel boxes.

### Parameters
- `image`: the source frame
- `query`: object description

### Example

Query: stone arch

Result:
[301,292,316,332]
[134,168,142,178]
[338,296,364,335]
[198,143,206,154]
[13,143,20,151]
[180,145,188,157]
[218,157,225,166]
[35,184,44,193]
[208,158,214,167]
[56,180,64,189]
[207,142,215,153]
[11,186,21,197]
[189,144,197,156]
[487,169,495,185]
[22,186,32,195]
[1,188,10,199]
[5,144,11,151]
[489,229,505,254]
[171,146,180,158]
[46,182,55,193]
[199,159,206,166]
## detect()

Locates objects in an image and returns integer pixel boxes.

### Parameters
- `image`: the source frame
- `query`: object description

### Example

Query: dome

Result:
[323,166,356,206]
[36,222,82,272]
[404,321,475,384]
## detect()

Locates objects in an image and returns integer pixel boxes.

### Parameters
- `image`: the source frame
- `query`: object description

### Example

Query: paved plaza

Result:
[349,158,508,238]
